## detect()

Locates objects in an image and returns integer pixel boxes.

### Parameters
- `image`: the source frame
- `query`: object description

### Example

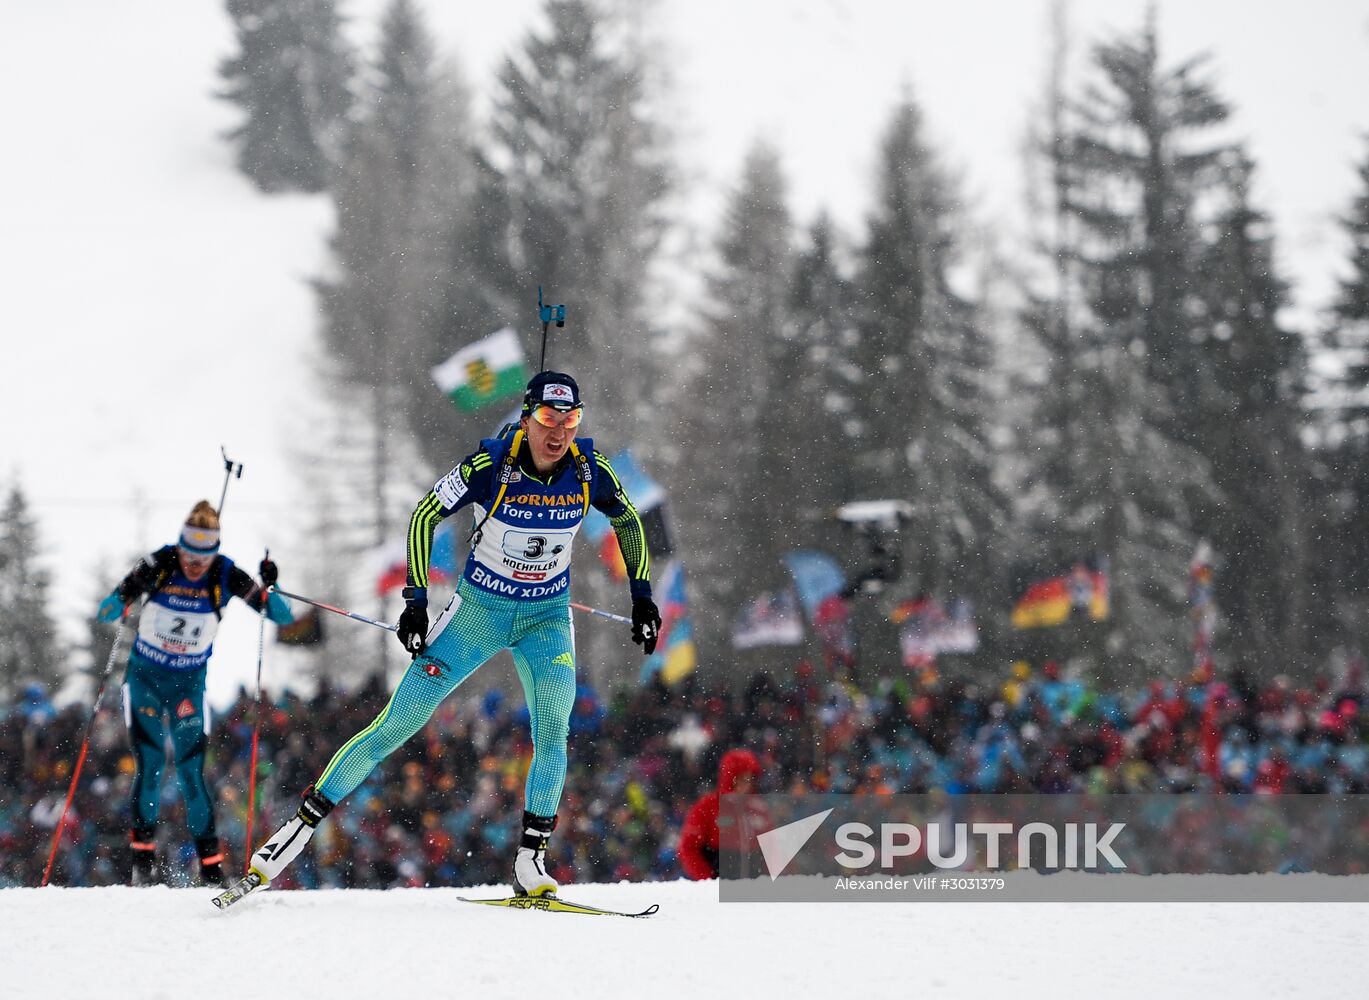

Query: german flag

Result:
[1010,555,1109,630]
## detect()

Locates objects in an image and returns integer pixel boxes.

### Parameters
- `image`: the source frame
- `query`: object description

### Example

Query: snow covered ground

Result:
[3,879,1366,999]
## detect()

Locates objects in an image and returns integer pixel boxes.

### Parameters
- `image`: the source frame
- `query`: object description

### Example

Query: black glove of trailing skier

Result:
[631,596,662,656]
[259,557,279,587]
[398,586,428,655]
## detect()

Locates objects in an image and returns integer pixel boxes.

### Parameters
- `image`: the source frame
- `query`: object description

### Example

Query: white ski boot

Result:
[249,785,334,885]
[512,811,558,897]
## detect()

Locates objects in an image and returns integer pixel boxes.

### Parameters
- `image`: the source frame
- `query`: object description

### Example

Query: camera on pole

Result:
[836,500,912,596]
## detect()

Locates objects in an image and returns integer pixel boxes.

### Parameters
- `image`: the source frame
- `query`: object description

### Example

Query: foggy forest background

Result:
[3,0,1369,701]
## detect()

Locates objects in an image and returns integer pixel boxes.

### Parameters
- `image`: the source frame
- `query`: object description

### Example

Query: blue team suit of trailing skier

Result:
[248,372,661,897]
[98,501,292,886]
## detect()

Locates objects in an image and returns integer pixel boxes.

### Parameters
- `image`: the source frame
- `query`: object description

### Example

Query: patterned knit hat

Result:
[521,371,581,413]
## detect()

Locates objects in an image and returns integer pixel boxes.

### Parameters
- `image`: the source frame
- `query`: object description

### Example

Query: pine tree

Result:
[1329,144,1369,490]
[426,149,524,403]
[1020,17,1230,675]
[1012,0,1076,548]
[1190,153,1316,664]
[414,135,525,474]
[1317,137,1369,615]
[0,480,63,701]
[298,0,355,167]
[487,0,671,442]
[1070,19,1231,441]
[851,97,1007,667]
[311,0,472,670]
[315,0,477,447]
[1336,142,1369,330]
[218,0,355,193]
[371,0,433,188]
[368,1,496,471]
[673,142,795,657]
[786,213,862,515]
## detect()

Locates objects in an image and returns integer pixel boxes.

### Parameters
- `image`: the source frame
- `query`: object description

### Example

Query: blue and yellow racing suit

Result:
[315,430,652,818]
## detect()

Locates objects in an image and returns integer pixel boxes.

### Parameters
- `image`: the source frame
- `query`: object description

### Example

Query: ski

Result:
[211,877,656,917]
[458,894,659,918]
[211,871,266,911]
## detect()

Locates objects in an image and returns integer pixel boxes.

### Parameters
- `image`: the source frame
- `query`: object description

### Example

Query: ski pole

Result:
[217,446,243,517]
[277,587,630,630]
[273,587,398,632]
[41,610,131,887]
[570,602,631,625]
[245,554,269,874]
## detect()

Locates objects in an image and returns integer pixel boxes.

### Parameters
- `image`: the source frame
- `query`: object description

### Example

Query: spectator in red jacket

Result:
[678,749,762,879]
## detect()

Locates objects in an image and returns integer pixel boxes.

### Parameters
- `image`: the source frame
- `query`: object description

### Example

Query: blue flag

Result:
[783,550,847,620]
[583,449,667,543]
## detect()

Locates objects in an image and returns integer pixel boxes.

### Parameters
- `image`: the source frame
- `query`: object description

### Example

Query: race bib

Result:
[139,605,218,657]
[500,530,574,566]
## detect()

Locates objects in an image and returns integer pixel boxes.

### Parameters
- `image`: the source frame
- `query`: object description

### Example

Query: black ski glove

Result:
[397,605,428,655]
[259,557,279,587]
[631,596,662,656]
[398,586,428,655]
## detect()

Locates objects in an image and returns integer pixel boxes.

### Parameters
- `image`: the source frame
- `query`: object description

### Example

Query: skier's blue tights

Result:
[315,581,577,817]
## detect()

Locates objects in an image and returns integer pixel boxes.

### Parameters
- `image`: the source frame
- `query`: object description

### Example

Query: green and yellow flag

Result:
[431,328,529,411]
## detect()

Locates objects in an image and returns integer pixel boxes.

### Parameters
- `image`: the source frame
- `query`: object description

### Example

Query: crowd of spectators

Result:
[3,654,1367,888]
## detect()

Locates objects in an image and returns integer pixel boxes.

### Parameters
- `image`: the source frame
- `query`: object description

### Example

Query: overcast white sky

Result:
[1,0,1366,706]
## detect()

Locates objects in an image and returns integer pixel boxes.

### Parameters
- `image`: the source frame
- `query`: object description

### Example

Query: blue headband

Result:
[179,524,220,556]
